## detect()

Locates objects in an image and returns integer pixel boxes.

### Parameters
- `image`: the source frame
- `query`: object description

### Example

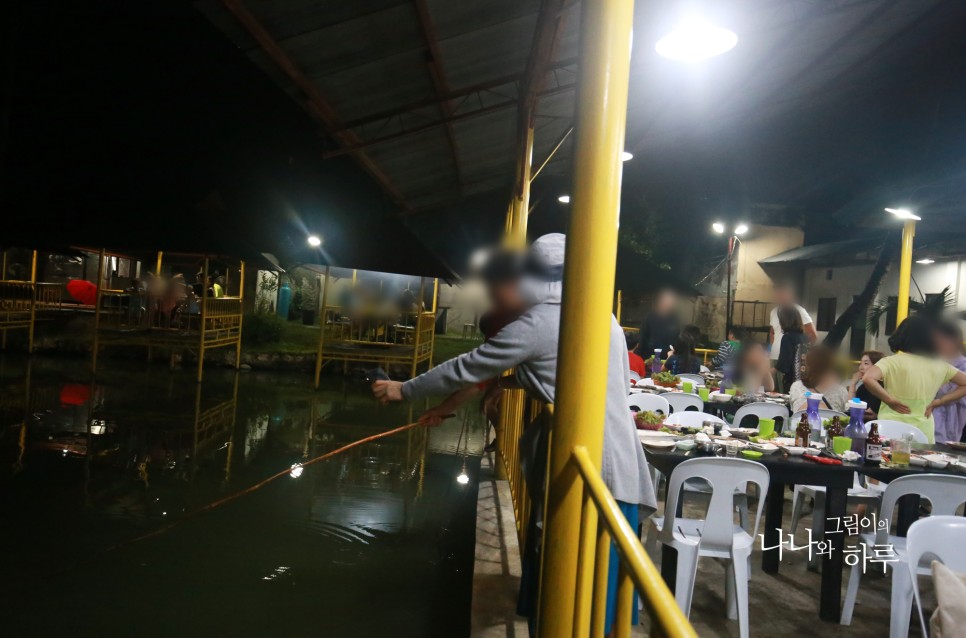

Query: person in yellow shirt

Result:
[862,316,966,443]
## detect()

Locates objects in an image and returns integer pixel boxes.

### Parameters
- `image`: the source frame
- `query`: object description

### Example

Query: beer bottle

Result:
[865,422,882,464]
[795,413,810,448]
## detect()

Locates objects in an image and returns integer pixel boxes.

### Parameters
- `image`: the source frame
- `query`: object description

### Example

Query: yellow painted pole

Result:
[155,251,163,276]
[536,0,634,632]
[896,219,916,324]
[411,277,427,378]
[235,260,245,369]
[313,265,331,389]
[615,289,623,325]
[197,257,209,383]
[27,250,38,353]
[508,123,535,249]
[91,249,106,373]
[428,277,439,369]
[29,250,37,282]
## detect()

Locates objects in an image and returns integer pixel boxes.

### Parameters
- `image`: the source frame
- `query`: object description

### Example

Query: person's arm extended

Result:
[374,317,536,404]
[803,322,818,343]
[419,385,482,425]
[926,370,966,417]
[862,364,910,414]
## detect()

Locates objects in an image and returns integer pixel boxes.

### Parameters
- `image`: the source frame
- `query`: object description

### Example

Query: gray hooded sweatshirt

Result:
[402,234,656,513]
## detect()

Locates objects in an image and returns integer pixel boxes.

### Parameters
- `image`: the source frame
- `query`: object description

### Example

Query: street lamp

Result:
[558,195,571,203]
[307,235,322,247]
[885,207,919,324]
[712,221,749,336]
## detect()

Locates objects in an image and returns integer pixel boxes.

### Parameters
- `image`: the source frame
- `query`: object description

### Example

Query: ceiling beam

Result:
[322,82,577,158]
[412,0,463,193]
[218,0,410,210]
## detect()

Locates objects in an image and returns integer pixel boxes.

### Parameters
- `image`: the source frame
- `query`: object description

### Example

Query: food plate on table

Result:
[748,442,779,455]
[637,430,675,439]
[641,439,676,450]
[708,391,732,403]
[782,446,807,456]
[945,441,966,451]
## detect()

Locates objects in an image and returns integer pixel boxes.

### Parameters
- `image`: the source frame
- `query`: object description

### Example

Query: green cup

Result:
[758,418,775,439]
[833,436,852,455]
[698,387,710,401]
[725,388,737,396]
[682,381,694,393]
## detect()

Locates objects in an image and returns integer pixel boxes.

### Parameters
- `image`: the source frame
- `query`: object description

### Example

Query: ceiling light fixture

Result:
[656,20,738,61]
[915,258,935,265]
[307,235,322,247]
[734,223,749,236]
[558,195,571,204]
[712,222,725,234]
[884,207,921,221]
[621,151,634,162]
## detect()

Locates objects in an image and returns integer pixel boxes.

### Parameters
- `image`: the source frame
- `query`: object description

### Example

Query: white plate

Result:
[642,439,676,450]
[733,428,759,435]
[922,454,951,469]
[782,446,807,456]
[637,430,674,439]
[749,443,779,454]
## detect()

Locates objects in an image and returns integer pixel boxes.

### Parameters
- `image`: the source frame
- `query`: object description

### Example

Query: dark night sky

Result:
[2,0,965,280]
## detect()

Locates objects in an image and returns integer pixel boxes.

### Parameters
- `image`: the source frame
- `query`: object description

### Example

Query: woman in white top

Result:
[789,344,849,412]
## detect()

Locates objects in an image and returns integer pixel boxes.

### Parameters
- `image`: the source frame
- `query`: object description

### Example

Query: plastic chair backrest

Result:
[660,392,704,413]
[733,402,790,429]
[790,409,846,424]
[628,393,670,415]
[906,516,966,637]
[876,474,966,545]
[678,373,705,387]
[629,370,641,382]
[664,410,725,428]
[663,457,769,549]
[868,419,928,444]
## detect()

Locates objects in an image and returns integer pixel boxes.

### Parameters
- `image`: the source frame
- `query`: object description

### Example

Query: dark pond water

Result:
[0,355,484,637]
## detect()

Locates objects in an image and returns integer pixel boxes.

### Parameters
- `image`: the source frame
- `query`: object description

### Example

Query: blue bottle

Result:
[805,392,823,444]
[845,397,868,459]
[277,282,292,319]
[652,349,663,374]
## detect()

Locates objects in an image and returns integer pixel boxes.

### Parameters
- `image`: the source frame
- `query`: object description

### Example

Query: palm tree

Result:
[822,238,897,348]
[866,285,961,336]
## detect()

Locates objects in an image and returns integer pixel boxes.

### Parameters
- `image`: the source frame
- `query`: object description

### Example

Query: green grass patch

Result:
[432,335,479,365]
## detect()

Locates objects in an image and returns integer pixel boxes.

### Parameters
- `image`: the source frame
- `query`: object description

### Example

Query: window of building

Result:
[816,297,837,331]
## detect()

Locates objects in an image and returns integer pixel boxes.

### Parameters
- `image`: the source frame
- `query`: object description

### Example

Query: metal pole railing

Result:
[537,0,634,632]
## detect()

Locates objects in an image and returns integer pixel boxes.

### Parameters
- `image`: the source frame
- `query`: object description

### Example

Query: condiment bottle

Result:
[795,413,810,448]
[865,422,882,465]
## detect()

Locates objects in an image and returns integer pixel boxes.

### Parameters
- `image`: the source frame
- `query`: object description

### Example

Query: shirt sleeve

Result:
[942,362,959,384]
[402,316,535,400]
[797,304,813,325]
[875,355,897,381]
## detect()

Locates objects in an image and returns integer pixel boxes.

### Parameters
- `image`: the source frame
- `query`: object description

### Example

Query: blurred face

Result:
[488,279,524,313]
[857,354,873,374]
[656,290,677,314]
[937,332,962,359]
[773,287,793,306]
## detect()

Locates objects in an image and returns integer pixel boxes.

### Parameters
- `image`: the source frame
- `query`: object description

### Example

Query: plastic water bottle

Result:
[652,349,663,374]
[806,392,823,444]
[845,397,868,459]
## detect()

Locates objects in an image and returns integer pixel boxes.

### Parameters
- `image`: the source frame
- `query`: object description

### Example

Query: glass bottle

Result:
[795,413,811,448]
[825,416,843,449]
[865,422,882,465]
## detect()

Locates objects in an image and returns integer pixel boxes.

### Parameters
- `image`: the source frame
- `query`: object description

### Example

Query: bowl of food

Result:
[923,454,951,469]
[741,450,763,460]
[749,442,779,455]
[709,391,732,403]
[782,446,807,456]
[633,410,665,431]
[651,371,681,389]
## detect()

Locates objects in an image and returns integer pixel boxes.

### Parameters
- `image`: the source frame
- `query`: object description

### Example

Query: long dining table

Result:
[643,443,966,622]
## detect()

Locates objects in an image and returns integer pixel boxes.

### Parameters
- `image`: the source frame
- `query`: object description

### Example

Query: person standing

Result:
[774,306,808,392]
[933,321,966,443]
[768,284,817,388]
[633,288,680,361]
[862,316,966,444]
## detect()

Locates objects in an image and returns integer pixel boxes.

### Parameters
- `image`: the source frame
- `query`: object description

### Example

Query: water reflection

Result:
[0,354,484,637]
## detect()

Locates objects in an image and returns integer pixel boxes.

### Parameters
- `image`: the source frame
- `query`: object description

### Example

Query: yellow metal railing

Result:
[571,445,697,638]
[495,392,543,547]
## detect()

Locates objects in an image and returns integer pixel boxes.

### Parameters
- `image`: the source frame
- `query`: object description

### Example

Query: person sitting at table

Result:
[847,350,884,420]
[775,305,809,393]
[862,316,966,444]
[931,321,966,443]
[625,331,646,378]
[734,338,775,393]
[665,332,701,375]
[789,345,848,413]
[712,326,746,370]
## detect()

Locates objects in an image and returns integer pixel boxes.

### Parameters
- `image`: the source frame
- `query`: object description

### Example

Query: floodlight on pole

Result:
[884,207,921,221]
[656,20,738,61]
[558,195,571,204]
[307,235,322,247]
[712,222,725,234]
[734,223,749,236]
[915,258,935,265]
[621,151,634,161]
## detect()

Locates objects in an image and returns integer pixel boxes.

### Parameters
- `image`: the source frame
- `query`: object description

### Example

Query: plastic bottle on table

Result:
[844,397,868,460]
[652,349,663,374]
[805,392,823,444]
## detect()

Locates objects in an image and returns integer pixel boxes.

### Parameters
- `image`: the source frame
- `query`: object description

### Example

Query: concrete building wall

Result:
[734,224,805,302]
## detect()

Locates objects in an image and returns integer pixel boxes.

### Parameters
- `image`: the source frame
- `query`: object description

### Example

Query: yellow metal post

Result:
[428,277,439,369]
[615,289,623,325]
[91,249,106,373]
[508,123,535,249]
[411,277,427,378]
[536,0,634,633]
[155,251,163,276]
[313,265,331,389]
[27,250,38,353]
[896,219,916,324]
[197,257,209,383]
[235,260,245,369]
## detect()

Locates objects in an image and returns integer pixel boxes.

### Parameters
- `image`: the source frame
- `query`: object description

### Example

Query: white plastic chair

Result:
[678,373,705,388]
[870,419,929,444]
[628,393,670,415]
[629,370,641,383]
[664,411,726,428]
[648,457,769,638]
[732,402,790,431]
[840,474,966,636]
[699,365,710,373]
[661,392,704,414]
[906,516,966,637]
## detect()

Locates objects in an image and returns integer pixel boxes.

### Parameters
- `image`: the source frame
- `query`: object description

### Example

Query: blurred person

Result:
[633,288,679,361]
[933,321,966,443]
[774,305,809,392]
[735,339,775,393]
[712,326,746,370]
[372,234,655,634]
[768,284,817,386]
[625,331,646,378]
[789,345,848,412]
[665,332,701,375]
[847,350,885,420]
[861,316,966,443]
